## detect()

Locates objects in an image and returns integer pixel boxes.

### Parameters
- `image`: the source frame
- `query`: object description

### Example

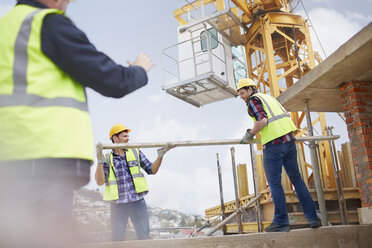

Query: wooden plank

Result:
[315,144,326,188]
[337,150,348,187]
[318,140,332,188]
[237,164,249,198]
[255,154,267,193]
[205,188,361,217]
[226,221,272,233]
[345,142,357,187]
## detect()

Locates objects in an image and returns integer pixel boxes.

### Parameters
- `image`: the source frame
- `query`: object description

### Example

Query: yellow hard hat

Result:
[236,78,256,91]
[109,123,131,138]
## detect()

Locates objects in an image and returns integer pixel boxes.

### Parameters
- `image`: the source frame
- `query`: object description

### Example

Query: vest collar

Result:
[246,92,259,105]
[17,0,48,9]
[112,149,128,157]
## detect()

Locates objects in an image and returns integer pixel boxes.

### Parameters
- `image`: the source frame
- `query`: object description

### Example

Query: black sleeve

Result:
[41,14,148,98]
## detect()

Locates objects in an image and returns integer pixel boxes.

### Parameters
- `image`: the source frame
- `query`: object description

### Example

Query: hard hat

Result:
[236,78,256,91]
[109,123,131,138]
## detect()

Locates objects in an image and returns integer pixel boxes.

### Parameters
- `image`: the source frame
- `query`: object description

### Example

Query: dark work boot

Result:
[264,223,290,232]
[309,220,321,229]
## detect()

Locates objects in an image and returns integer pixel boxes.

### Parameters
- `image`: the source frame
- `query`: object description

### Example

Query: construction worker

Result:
[237,78,321,232]
[95,124,174,241]
[0,0,153,247]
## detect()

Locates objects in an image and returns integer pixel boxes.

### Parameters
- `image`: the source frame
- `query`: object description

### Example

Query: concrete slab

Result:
[277,22,372,112]
[358,207,372,224]
[83,225,372,248]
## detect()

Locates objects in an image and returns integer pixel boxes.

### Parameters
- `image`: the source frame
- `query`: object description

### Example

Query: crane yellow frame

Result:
[173,0,336,190]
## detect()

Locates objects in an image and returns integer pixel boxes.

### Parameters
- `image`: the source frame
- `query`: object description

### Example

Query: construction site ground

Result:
[84,224,372,248]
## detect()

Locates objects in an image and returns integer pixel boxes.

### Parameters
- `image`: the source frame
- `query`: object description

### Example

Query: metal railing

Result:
[161,26,228,90]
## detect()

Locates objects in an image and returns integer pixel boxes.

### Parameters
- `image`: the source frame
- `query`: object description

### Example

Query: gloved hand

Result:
[157,143,175,158]
[96,142,105,164]
[240,129,254,144]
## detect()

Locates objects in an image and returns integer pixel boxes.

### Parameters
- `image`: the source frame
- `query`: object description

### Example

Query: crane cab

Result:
[161,4,247,107]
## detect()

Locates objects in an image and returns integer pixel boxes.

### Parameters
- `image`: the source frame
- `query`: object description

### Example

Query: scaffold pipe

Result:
[205,191,266,236]
[100,135,339,149]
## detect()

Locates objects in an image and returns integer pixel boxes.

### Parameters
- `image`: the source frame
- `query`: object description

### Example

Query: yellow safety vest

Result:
[103,149,149,201]
[0,5,94,162]
[248,93,297,145]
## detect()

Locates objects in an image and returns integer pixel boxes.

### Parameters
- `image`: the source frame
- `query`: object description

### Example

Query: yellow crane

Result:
[163,0,335,192]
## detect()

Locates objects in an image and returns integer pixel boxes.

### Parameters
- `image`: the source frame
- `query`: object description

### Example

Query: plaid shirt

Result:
[248,95,295,147]
[103,149,153,203]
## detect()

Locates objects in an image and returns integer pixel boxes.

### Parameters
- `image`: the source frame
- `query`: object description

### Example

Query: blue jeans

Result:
[110,199,150,241]
[263,141,318,225]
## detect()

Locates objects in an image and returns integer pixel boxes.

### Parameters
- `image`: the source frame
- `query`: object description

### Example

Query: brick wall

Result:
[340,81,372,207]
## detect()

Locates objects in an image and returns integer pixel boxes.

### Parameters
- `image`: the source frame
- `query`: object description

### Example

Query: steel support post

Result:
[304,100,328,226]
[230,147,242,234]
[216,153,227,235]
[326,127,349,225]
[249,144,262,232]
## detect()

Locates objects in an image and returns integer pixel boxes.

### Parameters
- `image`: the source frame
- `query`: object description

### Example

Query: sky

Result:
[1,0,371,216]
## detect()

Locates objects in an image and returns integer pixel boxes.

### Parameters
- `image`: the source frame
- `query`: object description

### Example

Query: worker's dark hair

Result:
[110,130,129,143]
[241,86,258,94]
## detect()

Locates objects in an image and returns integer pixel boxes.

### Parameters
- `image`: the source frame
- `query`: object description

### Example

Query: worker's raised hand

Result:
[128,53,155,72]
[240,129,254,144]
[96,142,105,164]
[157,143,175,158]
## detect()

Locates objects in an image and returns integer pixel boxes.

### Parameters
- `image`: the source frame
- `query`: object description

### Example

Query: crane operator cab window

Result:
[201,28,218,51]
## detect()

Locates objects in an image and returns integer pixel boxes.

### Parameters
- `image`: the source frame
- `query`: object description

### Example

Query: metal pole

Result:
[230,147,242,234]
[205,192,264,236]
[249,144,262,232]
[304,100,328,226]
[216,153,227,235]
[327,127,349,225]
[101,136,339,150]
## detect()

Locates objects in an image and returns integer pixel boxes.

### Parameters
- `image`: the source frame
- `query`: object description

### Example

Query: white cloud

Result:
[146,167,221,214]
[147,94,165,103]
[345,11,372,24]
[0,4,12,18]
[298,7,365,56]
[136,115,208,142]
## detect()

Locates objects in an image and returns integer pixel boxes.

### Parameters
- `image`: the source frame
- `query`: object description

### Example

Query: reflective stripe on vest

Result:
[0,9,88,111]
[0,5,94,162]
[103,153,119,201]
[126,149,149,193]
[127,149,145,179]
[257,95,290,124]
[248,93,297,145]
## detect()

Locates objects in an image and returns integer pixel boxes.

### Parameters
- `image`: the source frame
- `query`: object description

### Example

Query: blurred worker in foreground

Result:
[0,0,154,247]
[237,78,321,232]
[95,124,174,241]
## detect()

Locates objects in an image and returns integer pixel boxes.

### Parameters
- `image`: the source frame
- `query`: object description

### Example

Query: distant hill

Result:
[72,188,205,242]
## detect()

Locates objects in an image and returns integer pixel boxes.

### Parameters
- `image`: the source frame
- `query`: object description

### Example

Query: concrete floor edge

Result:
[83,224,372,248]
